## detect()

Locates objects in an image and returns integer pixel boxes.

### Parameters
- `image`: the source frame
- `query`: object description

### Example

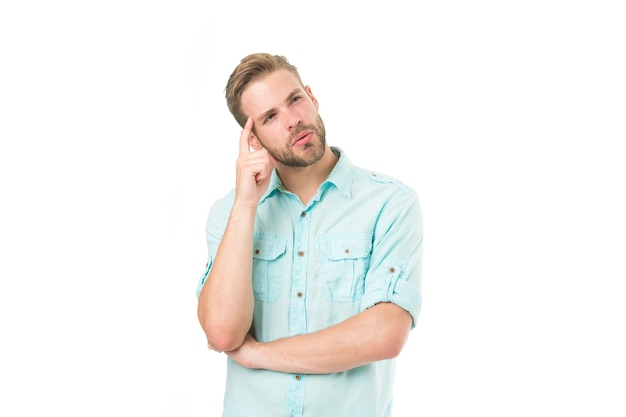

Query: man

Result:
[196,53,423,417]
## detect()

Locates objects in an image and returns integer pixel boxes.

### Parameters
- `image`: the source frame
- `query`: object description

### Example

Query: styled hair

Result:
[225,53,304,127]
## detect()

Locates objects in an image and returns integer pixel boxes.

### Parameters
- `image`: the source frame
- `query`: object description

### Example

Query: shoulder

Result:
[207,188,235,224]
[212,188,235,209]
[351,164,416,196]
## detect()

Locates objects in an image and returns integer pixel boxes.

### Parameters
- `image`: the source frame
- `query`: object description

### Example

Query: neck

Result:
[276,145,338,205]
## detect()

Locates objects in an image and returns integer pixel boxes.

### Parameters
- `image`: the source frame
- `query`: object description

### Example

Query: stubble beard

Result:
[261,115,327,168]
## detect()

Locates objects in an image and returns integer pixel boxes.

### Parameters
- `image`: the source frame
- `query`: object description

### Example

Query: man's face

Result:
[241,69,326,168]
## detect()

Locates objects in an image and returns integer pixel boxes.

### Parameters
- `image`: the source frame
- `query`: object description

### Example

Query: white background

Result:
[1,1,625,416]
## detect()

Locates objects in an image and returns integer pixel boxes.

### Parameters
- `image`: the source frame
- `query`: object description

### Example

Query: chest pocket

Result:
[318,233,372,302]
[252,236,287,302]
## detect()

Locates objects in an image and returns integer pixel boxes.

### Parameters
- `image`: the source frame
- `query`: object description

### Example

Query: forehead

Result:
[241,69,303,115]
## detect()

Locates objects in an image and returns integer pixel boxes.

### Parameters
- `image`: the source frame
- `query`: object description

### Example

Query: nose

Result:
[286,112,302,131]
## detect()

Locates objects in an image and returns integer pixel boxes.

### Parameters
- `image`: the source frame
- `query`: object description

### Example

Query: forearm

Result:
[197,204,256,351]
[257,327,376,374]
[232,303,412,374]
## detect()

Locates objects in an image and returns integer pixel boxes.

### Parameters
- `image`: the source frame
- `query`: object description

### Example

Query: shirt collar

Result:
[324,147,353,198]
[259,170,284,204]
[259,146,353,204]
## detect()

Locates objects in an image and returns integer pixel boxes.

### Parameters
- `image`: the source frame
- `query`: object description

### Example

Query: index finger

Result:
[239,117,254,156]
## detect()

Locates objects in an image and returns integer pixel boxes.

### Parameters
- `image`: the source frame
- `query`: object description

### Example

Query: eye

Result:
[264,113,275,123]
[290,95,301,104]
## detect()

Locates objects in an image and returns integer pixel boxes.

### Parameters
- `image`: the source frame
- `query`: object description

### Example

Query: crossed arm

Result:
[225,302,413,374]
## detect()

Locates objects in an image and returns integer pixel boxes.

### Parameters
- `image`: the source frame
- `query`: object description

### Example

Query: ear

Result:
[305,85,319,109]
[249,134,263,151]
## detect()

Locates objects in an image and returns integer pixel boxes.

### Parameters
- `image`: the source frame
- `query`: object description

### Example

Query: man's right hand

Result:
[234,117,275,208]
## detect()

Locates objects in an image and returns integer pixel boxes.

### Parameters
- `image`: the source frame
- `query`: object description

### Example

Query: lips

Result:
[293,131,313,147]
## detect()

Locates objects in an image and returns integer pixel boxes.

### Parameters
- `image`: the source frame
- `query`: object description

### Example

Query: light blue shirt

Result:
[197,148,423,417]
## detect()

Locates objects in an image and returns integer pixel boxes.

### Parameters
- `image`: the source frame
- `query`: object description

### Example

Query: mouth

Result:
[292,130,313,147]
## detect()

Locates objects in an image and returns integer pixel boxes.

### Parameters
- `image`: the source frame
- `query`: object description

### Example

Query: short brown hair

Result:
[225,53,304,127]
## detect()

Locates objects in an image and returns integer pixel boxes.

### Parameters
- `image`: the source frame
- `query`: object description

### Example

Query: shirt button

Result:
[297,251,305,257]
[295,375,301,381]
[255,249,260,255]
[389,267,396,273]
[300,211,306,218]
[297,292,303,298]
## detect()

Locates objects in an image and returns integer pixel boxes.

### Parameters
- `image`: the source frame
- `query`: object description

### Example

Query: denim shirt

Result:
[197,148,423,417]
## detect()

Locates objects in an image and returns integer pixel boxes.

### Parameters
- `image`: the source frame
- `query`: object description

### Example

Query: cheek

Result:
[258,128,284,147]
[253,131,276,150]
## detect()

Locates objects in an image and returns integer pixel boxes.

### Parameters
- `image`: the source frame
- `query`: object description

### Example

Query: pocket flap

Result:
[319,234,372,260]
[253,237,287,261]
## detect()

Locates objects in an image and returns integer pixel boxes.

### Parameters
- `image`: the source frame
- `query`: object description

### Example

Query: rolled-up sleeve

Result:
[360,187,424,327]
[195,191,234,299]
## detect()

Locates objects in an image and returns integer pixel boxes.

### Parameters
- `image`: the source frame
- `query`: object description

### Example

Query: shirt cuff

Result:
[360,260,422,328]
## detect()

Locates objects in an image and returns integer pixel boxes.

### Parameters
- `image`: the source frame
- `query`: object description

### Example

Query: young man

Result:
[196,53,423,417]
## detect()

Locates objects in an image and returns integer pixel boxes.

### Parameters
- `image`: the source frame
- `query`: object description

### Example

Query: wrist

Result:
[247,338,265,369]
[231,200,259,216]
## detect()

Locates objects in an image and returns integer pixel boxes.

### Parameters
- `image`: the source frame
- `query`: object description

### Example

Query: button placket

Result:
[285,206,310,417]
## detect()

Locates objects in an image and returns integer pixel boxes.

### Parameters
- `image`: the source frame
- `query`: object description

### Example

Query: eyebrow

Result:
[256,88,302,124]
